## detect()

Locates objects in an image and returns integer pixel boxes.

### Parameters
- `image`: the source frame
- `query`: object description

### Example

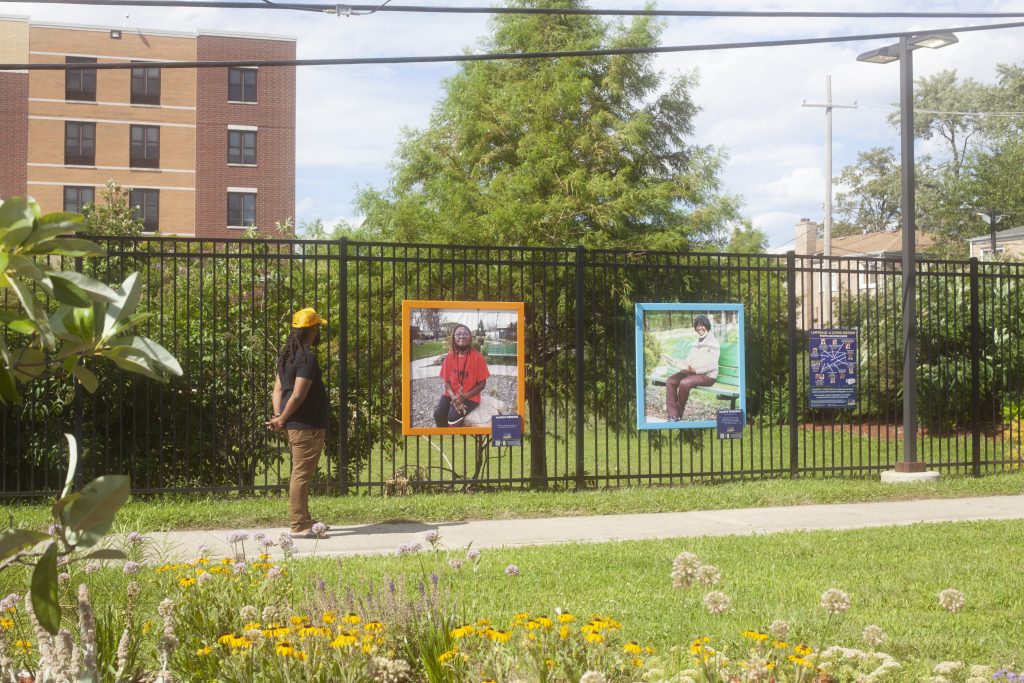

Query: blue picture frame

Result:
[635,303,747,430]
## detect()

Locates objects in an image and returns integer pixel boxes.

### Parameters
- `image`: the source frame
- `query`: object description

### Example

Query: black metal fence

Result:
[3,236,1023,498]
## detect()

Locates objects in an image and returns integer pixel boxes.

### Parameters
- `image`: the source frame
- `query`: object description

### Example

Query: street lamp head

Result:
[856,44,900,64]
[910,32,959,49]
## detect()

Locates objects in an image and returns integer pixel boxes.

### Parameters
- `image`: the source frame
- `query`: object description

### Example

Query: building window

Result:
[129,125,160,168]
[129,189,159,232]
[63,186,95,213]
[130,64,161,105]
[227,192,256,227]
[980,247,1006,259]
[228,67,257,103]
[64,122,96,166]
[228,130,257,165]
[65,57,97,101]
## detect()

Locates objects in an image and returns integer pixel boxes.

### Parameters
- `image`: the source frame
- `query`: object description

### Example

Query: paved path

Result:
[148,495,1024,562]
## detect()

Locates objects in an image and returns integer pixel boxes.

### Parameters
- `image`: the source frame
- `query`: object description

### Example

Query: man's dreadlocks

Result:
[277,329,308,375]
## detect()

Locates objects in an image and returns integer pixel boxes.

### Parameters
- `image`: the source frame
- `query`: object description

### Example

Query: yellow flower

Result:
[584,632,604,644]
[624,641,642,655]
[450,625,475,639]
[259,553,270,560]
[487,629,512,644]
[292,650,307,661]
[290,615,307,626]
[559,625,570,640]
[363,621,384,633]
[742,630,769,641]
[632,657,644,667]
[361,643,373,654]
[689,637,710,654]
[788,655,814,669]
[0,618,13,630]
[475,618,491,626]
[512,611,530,624]
[343,612,361,625]
[773,640,788,649]
[322,611,336,625]
[437,646,459,664]
[15,640,32,651]
[557,613,575,623]
[142,621,152,635]
[536,616,553,630]
[544,659,555,669]
[482,679,497,683]
[196,645,212,656]
[263,625,290,639]
[178,577,197,588]
[793,644,813,657]
[243,622,260,631]
[276,643,295,657]
[330,633,357,649]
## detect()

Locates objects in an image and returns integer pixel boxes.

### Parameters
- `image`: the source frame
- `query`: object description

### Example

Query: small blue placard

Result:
[491,415,522,447]
[809,329,858,409]
[716,410,744,439]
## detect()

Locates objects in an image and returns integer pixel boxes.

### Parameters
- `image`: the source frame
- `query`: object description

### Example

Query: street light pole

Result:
[897,36,922,472]
[857,31,957,474]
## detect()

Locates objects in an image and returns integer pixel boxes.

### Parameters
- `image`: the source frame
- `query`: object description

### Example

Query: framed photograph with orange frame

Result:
[401,300,526,436]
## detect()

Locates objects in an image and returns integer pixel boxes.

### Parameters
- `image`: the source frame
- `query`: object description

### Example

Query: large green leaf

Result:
[106,336,183,376]
[48,276,92,308]
[41,238,104,257]
[0,528,50,562]
[82,548,126,560]
[7,255,45,284]
[98,348,165,382]
[62,475,130,549]
[8,277,55,350]
[103,272,142,338]
[31,542,61,635]
[71,364,98,393]
[49,272,119,303]
[62,433,79,499]
[0,197,36,246]
[0,365,17,404]
[11,347,46,383]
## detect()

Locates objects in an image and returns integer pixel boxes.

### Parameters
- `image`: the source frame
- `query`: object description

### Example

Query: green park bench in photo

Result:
[649,339,742,410]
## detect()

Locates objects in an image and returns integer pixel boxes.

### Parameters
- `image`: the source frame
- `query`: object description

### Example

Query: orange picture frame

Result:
[401,300,526,436]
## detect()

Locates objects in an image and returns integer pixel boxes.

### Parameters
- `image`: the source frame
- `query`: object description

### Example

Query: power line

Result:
[5,20,1024,71]
[862,102,1024,118]
[8,0,1024,18]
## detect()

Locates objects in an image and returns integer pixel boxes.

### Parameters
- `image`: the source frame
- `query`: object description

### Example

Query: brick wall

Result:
[0,73,29,199]
[195,35,296,239]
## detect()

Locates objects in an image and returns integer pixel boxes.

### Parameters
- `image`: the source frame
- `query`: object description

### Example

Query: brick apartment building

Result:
[0,15,295,237]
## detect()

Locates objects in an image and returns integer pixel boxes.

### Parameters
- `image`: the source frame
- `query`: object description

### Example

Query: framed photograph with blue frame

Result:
[635,303,746,430]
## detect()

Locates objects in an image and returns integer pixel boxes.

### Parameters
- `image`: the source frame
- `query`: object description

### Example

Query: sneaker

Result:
[290,522,330,539]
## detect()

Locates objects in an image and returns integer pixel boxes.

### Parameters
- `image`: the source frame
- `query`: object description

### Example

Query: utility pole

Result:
[802,75,856,324]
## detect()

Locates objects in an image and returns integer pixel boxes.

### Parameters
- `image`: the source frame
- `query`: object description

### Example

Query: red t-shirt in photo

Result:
[439,348,490,397]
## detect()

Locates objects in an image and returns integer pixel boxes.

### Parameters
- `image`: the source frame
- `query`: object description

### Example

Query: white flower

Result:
[671,551,702,589]
[696,564,721,586]
[768,619,789,639]
[448,559,463,570]
[122,562,141,575]
[820,588,851,615]
[938,588,966,613]
[84,561,101,574]
[197,572,212,584]
[423,529,441,546]
[466,548,480,560]
[862,624,886,647]
[311,522,328,538]
[703,591,731,615]
[579,672,608,683]
[504,564,520,576]
[239,605,258,621]
[933,661,965,676]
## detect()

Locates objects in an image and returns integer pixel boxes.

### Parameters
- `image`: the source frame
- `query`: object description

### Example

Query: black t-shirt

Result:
[278,345,329,429]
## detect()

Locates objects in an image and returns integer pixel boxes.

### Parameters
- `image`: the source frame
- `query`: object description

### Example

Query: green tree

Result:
[79,181,144,237]
[833,147,902,235]
[357,0,740,250]
[726,221,768,253]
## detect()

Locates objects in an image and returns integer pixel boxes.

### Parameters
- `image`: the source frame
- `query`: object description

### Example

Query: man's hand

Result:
[266,415,286,431]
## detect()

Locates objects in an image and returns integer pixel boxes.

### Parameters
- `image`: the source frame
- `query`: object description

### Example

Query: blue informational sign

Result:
[716,409,744,439]
[491,415,523,447]
[809,329,858,409]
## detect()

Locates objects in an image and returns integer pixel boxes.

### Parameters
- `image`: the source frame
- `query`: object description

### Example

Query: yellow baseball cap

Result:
[291,307,328,328]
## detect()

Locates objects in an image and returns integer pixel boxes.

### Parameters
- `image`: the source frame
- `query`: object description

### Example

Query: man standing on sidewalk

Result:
[266,307,330,538]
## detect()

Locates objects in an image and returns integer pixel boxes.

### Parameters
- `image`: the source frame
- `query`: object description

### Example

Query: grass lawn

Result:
[6,471,1024,533]
[411,339,447,360]
[281,519,1024,675]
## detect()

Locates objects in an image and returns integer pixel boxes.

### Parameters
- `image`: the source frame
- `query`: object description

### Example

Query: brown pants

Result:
[666,372,716,419]
[287,428,325,533]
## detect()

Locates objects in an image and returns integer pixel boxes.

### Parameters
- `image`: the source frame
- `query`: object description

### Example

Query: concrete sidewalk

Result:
[149,495,1024,562]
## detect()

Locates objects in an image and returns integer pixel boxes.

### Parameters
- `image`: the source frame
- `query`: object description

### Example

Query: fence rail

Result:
[3,236,1023,498]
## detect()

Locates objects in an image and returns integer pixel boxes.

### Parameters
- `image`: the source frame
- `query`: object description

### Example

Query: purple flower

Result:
[85,561,101,574]
[448,559,464,570]
[395,541,422,555]
[267,566,283,579]
[430,573,439,589]
[278,534,295,553]
[388,579,396,594]
[466,548,480,561]
[0,593,21,611]
[423,529,441,546]
[127,531,144,544]
[197,572,213,584]
[227,532,249,545]
[196,543,211,557]
[311,522,328,538]
[504,564,520,577]
[233,562,247,574]
[57,572,70,584]
[123,562,141,575]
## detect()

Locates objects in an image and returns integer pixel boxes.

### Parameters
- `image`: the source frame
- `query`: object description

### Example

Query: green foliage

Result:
[357,0,740,250]
[79,181,144,237]
[833,147,902,236]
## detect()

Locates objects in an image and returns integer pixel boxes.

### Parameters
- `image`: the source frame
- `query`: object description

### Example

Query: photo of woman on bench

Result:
[635,303,746,430]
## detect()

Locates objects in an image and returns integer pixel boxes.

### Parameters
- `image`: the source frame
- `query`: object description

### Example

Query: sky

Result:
[9,0,1024,250]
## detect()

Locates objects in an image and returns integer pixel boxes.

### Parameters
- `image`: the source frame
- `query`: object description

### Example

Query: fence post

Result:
[338,236,350,494]
[73,255,85,489]
[787,251,799,477]
[575,244,586,490]
[969,257,980,477]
